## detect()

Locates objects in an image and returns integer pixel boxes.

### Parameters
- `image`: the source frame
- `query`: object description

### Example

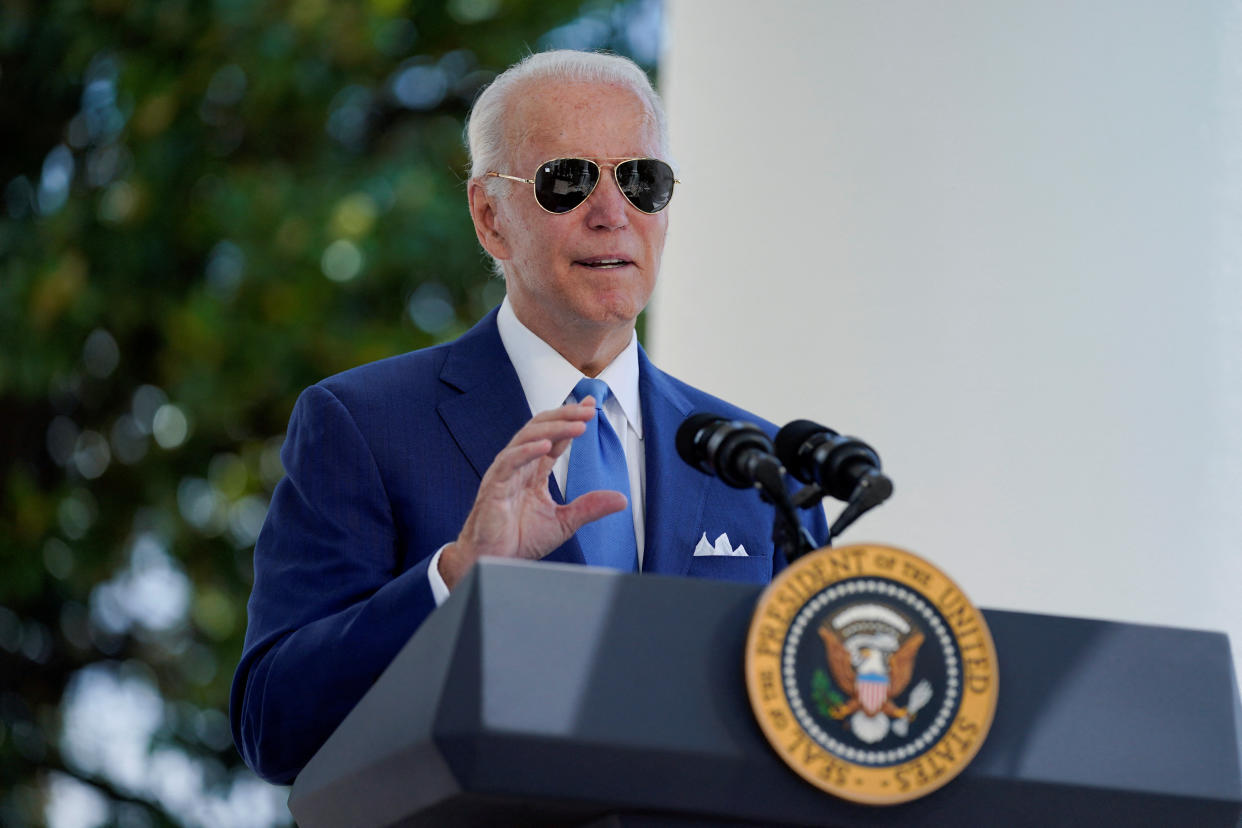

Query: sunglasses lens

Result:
[533,158,599,213]
[616,159,676,213]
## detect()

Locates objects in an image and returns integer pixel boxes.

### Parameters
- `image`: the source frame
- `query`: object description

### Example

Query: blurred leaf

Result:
[0,0,661,824]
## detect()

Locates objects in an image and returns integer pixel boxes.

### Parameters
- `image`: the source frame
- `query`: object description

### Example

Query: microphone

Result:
[676,413,784,491]
[774,420,891,503]
[677,413,819,560]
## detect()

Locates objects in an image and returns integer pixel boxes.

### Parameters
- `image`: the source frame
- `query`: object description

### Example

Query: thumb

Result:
[557,490,628,536]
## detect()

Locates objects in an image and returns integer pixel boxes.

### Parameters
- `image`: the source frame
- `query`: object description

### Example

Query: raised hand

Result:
[436,397,628,589]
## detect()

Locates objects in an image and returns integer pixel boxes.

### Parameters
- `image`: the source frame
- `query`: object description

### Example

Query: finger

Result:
[526,399,597,425]
[556,490,628,535]
[546,432,575,461]
[483,438,553,484]
[530,454,558,489]
[531,417,592,484]
[531,399,601,458]
[490,406,595,487]
[508,418,589,449]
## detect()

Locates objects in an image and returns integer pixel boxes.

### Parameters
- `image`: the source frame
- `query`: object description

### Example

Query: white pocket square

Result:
[693,532,747,557]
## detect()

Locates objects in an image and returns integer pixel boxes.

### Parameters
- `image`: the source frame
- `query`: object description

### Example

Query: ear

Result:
[468,179,512,262]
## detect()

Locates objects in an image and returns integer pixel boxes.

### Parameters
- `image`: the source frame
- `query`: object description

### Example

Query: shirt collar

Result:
[496,296,643,438]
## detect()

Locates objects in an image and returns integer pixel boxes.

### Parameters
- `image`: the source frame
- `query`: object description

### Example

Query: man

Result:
[230,50,828,785]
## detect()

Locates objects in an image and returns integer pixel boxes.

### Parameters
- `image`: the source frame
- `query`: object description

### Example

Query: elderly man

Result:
[231,50,828,785]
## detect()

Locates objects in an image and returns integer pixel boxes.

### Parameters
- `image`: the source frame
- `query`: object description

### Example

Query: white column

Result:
[656,0,1242,671]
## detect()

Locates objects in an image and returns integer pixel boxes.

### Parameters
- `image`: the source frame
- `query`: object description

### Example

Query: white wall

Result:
[654,0,1242,672]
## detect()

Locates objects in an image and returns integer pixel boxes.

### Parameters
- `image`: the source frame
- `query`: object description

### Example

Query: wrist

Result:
[438,541,472,591]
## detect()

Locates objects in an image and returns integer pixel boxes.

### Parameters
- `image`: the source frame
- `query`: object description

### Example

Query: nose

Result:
[584,167,630,231]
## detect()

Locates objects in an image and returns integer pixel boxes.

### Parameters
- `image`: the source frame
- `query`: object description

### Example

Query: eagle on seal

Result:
[819,625,924,721]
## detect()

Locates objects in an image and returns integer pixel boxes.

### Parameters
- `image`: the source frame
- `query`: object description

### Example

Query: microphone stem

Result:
[754,461,815,562]
[828,470,893,541]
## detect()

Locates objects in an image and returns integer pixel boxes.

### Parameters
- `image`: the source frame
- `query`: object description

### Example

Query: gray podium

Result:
[288,559,1242,827]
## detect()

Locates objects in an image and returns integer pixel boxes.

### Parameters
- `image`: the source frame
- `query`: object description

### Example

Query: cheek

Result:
[643,216,669,258]
[496,198,551,253]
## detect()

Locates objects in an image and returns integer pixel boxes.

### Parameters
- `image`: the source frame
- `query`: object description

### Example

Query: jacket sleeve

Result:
[229,383,439,784]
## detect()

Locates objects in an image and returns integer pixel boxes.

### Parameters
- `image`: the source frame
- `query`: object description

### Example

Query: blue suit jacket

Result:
[230,309,828,783]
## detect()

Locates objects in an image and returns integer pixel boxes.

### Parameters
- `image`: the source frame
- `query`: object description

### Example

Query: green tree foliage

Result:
[0,1,658,824]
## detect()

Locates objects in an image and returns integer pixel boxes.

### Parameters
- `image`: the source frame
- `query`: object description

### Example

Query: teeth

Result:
[586,259,625,266]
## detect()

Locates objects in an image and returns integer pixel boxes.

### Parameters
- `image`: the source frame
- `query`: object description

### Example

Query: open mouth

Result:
[575,257,632,269]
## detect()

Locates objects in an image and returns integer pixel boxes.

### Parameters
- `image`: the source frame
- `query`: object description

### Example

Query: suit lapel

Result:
[436,309,586,566]
[638,348,712,576]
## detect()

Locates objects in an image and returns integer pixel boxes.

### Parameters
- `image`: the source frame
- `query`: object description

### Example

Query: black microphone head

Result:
[777,418,885,500]
[678,413,781,488]
[712,423,776,489]
[775,419,835,484]
[676,412,723,474]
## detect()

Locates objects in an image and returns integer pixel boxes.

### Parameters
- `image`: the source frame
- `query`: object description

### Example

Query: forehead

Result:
[506,80,660,165]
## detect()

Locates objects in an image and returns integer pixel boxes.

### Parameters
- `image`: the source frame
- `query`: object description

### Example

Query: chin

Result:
[586,294,645,325]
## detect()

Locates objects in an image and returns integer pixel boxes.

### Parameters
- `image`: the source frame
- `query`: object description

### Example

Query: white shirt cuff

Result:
[427,543,452,606]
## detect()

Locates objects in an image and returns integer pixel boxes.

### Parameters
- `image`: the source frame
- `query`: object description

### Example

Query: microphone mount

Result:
[775,419,895,551]
[826,467,893,541]
[675,414,895,564]
[676,414,816,562]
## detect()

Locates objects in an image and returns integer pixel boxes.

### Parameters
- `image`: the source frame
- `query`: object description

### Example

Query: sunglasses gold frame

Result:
[485,157,680,215]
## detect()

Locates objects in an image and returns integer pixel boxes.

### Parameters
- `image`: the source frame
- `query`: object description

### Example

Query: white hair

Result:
[464,50,670,278]
[466,49,669,189]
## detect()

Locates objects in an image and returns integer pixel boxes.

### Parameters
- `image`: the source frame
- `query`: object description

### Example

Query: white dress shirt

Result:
[427,297,646,602]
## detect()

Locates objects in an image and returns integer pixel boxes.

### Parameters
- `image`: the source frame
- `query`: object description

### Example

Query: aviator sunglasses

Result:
[486,157,679,215]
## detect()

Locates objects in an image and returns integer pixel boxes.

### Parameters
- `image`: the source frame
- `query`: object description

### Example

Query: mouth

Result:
[574,256,634,270]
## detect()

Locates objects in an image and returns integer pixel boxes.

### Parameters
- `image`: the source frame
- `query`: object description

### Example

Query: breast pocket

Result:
[685,551,774,584]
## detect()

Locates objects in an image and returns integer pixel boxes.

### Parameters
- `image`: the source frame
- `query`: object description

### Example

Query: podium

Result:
[288,559,1242,827]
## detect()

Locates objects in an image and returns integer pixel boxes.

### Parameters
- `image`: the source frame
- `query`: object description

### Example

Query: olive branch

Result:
[811,668,845,719]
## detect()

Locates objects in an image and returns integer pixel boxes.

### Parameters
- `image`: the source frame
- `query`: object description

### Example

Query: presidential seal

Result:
[745,544,998,805]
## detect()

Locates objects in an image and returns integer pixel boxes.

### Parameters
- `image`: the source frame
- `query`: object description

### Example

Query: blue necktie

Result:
[566,378,638,572]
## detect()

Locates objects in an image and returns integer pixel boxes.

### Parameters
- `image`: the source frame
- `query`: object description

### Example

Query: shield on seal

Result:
[857,673,888,716]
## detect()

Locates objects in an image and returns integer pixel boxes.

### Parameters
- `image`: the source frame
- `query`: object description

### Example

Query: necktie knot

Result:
[572,377,610,410]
